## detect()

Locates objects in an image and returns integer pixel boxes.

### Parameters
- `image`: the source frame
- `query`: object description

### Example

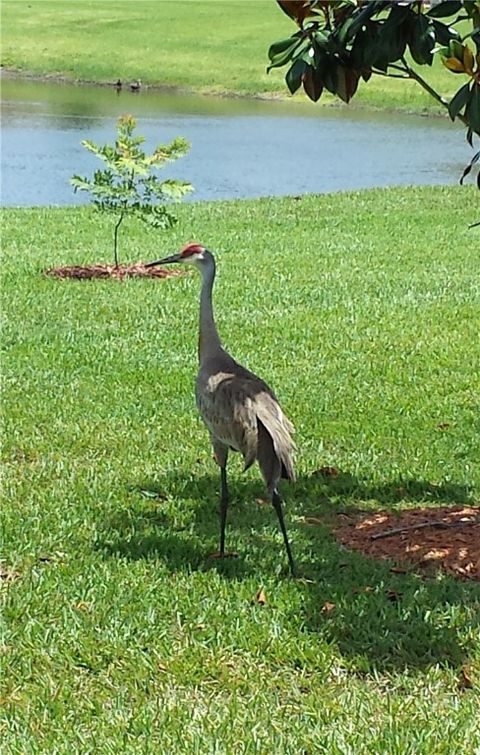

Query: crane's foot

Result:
[207,551,239,560]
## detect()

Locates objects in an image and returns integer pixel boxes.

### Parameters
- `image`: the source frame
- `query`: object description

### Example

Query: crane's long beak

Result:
[145,253,181,268]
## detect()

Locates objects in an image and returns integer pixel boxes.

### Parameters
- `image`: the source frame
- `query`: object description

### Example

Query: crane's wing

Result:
[196,371,258,468]
[195,368,295,477]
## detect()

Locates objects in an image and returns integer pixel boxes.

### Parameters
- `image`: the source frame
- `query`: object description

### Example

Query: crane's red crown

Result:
[180,243,205,258]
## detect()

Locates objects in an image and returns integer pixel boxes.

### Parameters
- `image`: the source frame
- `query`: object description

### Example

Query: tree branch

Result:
[372,68,410,79]
[399,56,468,126]
[371,516,480,541]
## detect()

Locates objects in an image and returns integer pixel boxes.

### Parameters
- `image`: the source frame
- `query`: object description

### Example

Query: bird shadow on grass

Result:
[97,467,479,671]
[98,471,280,579]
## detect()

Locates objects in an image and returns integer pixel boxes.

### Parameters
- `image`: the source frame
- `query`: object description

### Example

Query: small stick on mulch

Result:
[334,505,480,581]
[44,263,187,280]
[371,515,480,541]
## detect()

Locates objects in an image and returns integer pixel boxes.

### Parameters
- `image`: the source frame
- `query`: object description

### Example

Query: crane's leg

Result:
[272,489,296,576]
[210,441,237,559]
[219,464,229,554]
[257,423,296,575]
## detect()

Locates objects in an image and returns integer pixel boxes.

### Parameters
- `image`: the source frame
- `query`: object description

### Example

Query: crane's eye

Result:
[182,253,201,265]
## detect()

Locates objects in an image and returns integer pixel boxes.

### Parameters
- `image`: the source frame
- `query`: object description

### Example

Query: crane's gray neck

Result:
[198,251,222,363]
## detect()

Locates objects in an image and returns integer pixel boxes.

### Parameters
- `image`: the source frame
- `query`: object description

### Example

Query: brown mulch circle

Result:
[44,263,186,280]
[334,505,480,581]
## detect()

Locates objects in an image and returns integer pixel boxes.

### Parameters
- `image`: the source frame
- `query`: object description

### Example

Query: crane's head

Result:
[145,243,209,270]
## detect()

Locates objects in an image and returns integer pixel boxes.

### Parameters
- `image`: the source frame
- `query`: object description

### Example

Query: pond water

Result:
[0,75,469,207]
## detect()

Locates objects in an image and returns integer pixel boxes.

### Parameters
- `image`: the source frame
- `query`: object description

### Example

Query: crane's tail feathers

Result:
[240,415,258,472]
[255,393,295,482]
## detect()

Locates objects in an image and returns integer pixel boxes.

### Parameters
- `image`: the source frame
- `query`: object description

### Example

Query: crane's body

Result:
[146,244,296,574]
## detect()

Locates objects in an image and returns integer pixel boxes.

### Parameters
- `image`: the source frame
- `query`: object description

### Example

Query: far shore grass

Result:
[1,0,468,116]
[2,185,480,752]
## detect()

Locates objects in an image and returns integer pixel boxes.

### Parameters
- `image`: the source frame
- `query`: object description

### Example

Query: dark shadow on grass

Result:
[99,474,284,578]
[294,471,479,671]
[96,467,479,671]
[294,535,479,672]
[294,470,476,511]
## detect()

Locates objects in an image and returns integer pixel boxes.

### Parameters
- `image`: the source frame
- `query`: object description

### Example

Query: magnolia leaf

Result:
[269,35,301,61]
[361,67,372,82]
[323,61,338,95]
[286,58,307,94]
[466,84,480,134]
[448,81,471,120]
[431,19,461,45]
[276,0,318,27]
[427,1,462,18]
[443,56,466,72]
[337,15,358,46]
[337,65,360,102]
[459,147,479,184]
[450,38,466,59]
[336,65,349,102]
[302,65,323,102]
[408,15,435,65]
[463,44,475,74]
[267,36,303,70]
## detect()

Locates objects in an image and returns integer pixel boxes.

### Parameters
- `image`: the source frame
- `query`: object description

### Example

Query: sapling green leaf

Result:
[71,114,193,267]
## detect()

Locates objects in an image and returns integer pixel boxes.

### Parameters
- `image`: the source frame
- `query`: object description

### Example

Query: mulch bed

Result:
[44,263,186,280]
[333,505,480,581]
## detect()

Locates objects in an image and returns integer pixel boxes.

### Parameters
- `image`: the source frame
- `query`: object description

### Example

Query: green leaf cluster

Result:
[70,115,193,265]
[268,1,480,137]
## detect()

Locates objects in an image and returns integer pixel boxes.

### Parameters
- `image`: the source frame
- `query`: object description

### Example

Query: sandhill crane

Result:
[146,243,296,574]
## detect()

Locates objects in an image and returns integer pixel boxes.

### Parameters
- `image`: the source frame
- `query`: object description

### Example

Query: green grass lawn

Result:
[2,186,480,752]
[0,0,467,115]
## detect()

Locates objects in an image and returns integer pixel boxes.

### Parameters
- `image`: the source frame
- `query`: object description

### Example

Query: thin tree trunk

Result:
[113,213,124,268]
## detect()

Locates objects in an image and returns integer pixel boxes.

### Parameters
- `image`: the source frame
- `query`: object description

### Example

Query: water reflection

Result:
[0,74,468,207]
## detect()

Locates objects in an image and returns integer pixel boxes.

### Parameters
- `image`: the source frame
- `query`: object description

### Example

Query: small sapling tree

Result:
[71,114,193,267]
